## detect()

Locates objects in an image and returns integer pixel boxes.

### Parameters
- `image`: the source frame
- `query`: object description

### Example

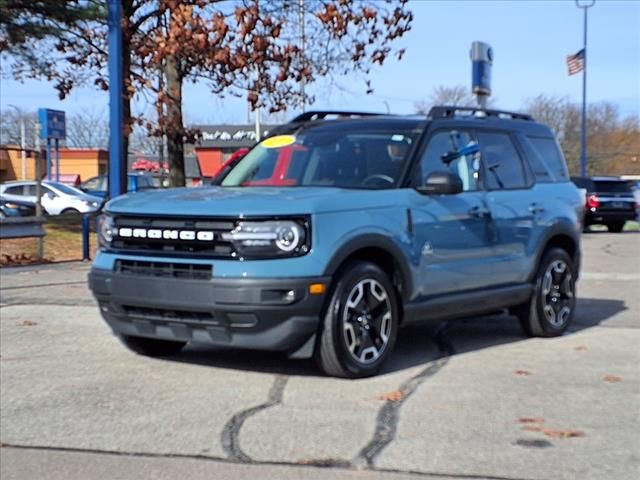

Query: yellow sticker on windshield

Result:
[261,135,295,148]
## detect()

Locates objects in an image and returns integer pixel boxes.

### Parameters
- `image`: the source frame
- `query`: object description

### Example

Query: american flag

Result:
[566,49,585,76]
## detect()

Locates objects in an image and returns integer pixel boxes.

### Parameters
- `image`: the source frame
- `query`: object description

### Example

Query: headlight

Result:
[222,220,309,258]
[97,214,114,249]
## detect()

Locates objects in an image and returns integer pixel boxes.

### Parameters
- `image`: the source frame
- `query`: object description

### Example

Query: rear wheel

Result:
[118,335,186,357]
[315,261,399,378]
[514,248,576,337]
[606,221,625,233]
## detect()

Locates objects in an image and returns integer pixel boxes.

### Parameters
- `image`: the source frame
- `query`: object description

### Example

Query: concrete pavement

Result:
[1,231,639,479]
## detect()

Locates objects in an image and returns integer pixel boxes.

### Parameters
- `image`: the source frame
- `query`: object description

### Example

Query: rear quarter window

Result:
[524,136,569,182]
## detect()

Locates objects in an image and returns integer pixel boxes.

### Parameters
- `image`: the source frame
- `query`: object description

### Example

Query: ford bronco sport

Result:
[89,107,583,378]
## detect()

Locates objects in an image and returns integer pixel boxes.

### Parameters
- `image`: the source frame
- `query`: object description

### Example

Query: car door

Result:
[409,128,496,297]
[476,130,536,285]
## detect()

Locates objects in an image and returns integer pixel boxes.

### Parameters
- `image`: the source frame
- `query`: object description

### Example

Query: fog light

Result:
[284,290,296,302]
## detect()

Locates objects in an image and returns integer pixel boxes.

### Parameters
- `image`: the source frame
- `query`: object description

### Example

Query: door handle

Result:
[529,203,545,214]
[468,205,491,218]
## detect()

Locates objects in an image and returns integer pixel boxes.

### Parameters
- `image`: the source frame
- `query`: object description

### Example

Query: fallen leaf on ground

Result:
[19,320,38,326]
[603,374,622,383]
[574,345,588,351]
[514,370,532,376]
[518,417,545,424]
[378,390,405,402]
[523,425,585,438]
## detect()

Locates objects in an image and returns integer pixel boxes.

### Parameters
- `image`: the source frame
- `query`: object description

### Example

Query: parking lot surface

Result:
[1,232,639,479]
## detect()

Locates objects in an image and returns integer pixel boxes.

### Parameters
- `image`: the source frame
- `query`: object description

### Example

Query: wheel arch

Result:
[530,224,581,281]
[323,234,413,311]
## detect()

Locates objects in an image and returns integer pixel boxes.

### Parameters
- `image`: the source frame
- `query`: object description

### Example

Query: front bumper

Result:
[89,268,330,355]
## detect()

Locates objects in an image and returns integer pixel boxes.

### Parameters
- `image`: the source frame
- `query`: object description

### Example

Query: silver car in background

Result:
[0,180,103,215]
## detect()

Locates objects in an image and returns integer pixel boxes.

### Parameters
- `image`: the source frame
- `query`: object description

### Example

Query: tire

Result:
[606,221,625,233]
[314,261,399,378]
[118,335,186,357]
[60,208,80,215]
[514,248,576,337]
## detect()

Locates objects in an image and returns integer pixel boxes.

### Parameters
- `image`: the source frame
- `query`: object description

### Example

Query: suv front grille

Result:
[115,260,212,280]
[111,216,236,258]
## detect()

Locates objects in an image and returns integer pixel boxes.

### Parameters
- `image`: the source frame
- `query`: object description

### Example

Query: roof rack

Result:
[428,105,533,121]
[289,110,386,123]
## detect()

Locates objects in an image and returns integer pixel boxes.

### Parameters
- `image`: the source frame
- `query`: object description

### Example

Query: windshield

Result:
[221,127,417,189]
[46,182,86,196]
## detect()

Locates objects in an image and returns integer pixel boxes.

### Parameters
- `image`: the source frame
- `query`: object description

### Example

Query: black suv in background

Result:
[571,176,637,232]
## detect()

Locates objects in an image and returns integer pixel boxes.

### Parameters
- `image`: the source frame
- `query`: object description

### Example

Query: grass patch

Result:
[0,213,98,266]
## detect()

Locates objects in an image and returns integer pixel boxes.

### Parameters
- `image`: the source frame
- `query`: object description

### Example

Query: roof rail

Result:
[289,110,386,123]
[428,105,533,121]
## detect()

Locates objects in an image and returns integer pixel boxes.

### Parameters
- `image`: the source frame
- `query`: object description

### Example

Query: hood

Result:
[105,186,396,216]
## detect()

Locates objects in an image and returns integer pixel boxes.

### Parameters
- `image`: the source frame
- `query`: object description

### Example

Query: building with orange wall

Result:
[0,146,107,183]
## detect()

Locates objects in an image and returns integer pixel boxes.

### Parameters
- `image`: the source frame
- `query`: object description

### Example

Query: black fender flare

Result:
[323,233,413,303]
[530,221,581,281]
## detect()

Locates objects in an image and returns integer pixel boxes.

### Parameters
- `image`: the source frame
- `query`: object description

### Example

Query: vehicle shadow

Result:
[166,297,627,377]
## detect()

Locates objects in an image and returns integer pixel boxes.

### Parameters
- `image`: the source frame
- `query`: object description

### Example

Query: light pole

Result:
[8,104,27,179]
[576,0,595,177]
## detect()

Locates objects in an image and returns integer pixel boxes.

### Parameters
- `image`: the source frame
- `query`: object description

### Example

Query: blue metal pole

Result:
[46,138,51,180]
[108,0,125,199]
[82,214,91,261]
[54,138,60,182]
[580,6,588,177]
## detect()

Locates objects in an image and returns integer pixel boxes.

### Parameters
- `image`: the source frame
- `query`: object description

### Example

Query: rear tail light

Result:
[587,194,600,209]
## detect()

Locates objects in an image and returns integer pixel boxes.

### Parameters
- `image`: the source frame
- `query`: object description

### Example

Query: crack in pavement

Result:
[353,322,456,469]
[0,444,537,480]
[220,374,288,462]
[217,323,456,471]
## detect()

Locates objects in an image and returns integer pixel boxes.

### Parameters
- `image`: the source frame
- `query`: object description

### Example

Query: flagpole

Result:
[576,0,595,177]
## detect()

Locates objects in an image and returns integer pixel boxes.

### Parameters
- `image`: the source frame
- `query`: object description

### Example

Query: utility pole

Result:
[576,0,595,177]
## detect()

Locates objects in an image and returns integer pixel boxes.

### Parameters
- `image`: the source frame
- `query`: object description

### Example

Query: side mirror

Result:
[417,171,463,195]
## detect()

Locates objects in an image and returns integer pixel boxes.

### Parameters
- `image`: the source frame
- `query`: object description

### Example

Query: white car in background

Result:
[0,180,103,216]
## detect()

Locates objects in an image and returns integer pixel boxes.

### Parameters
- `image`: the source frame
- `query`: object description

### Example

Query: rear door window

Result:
[477,132,528,190]
[526,136,569,181]
[3,185,25,195]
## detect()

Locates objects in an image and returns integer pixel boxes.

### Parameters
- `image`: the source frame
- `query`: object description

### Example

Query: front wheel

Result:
[315,261,399,378]
[514,248,576,337]
[118,335,186,357]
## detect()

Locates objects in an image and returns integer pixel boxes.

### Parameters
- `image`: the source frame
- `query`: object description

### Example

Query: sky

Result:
[1,0,639,125]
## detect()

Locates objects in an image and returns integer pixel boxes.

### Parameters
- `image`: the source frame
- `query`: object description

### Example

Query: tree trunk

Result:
[165,53,185,187]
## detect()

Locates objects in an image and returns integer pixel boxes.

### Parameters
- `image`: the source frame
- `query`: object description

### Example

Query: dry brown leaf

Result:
[514,370,532,376]
[518,417,545,424]
[603,374,622,383]
[574,345,588,351]
[19,320,38,327]
[378,390,404,402]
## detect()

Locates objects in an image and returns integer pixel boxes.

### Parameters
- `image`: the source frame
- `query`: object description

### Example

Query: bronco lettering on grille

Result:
[117,228,215,241]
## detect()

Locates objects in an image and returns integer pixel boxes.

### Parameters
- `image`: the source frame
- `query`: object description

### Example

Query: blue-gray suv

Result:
[89,107,583,378]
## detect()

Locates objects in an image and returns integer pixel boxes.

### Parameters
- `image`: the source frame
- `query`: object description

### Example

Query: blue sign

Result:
[38,108,66,140]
